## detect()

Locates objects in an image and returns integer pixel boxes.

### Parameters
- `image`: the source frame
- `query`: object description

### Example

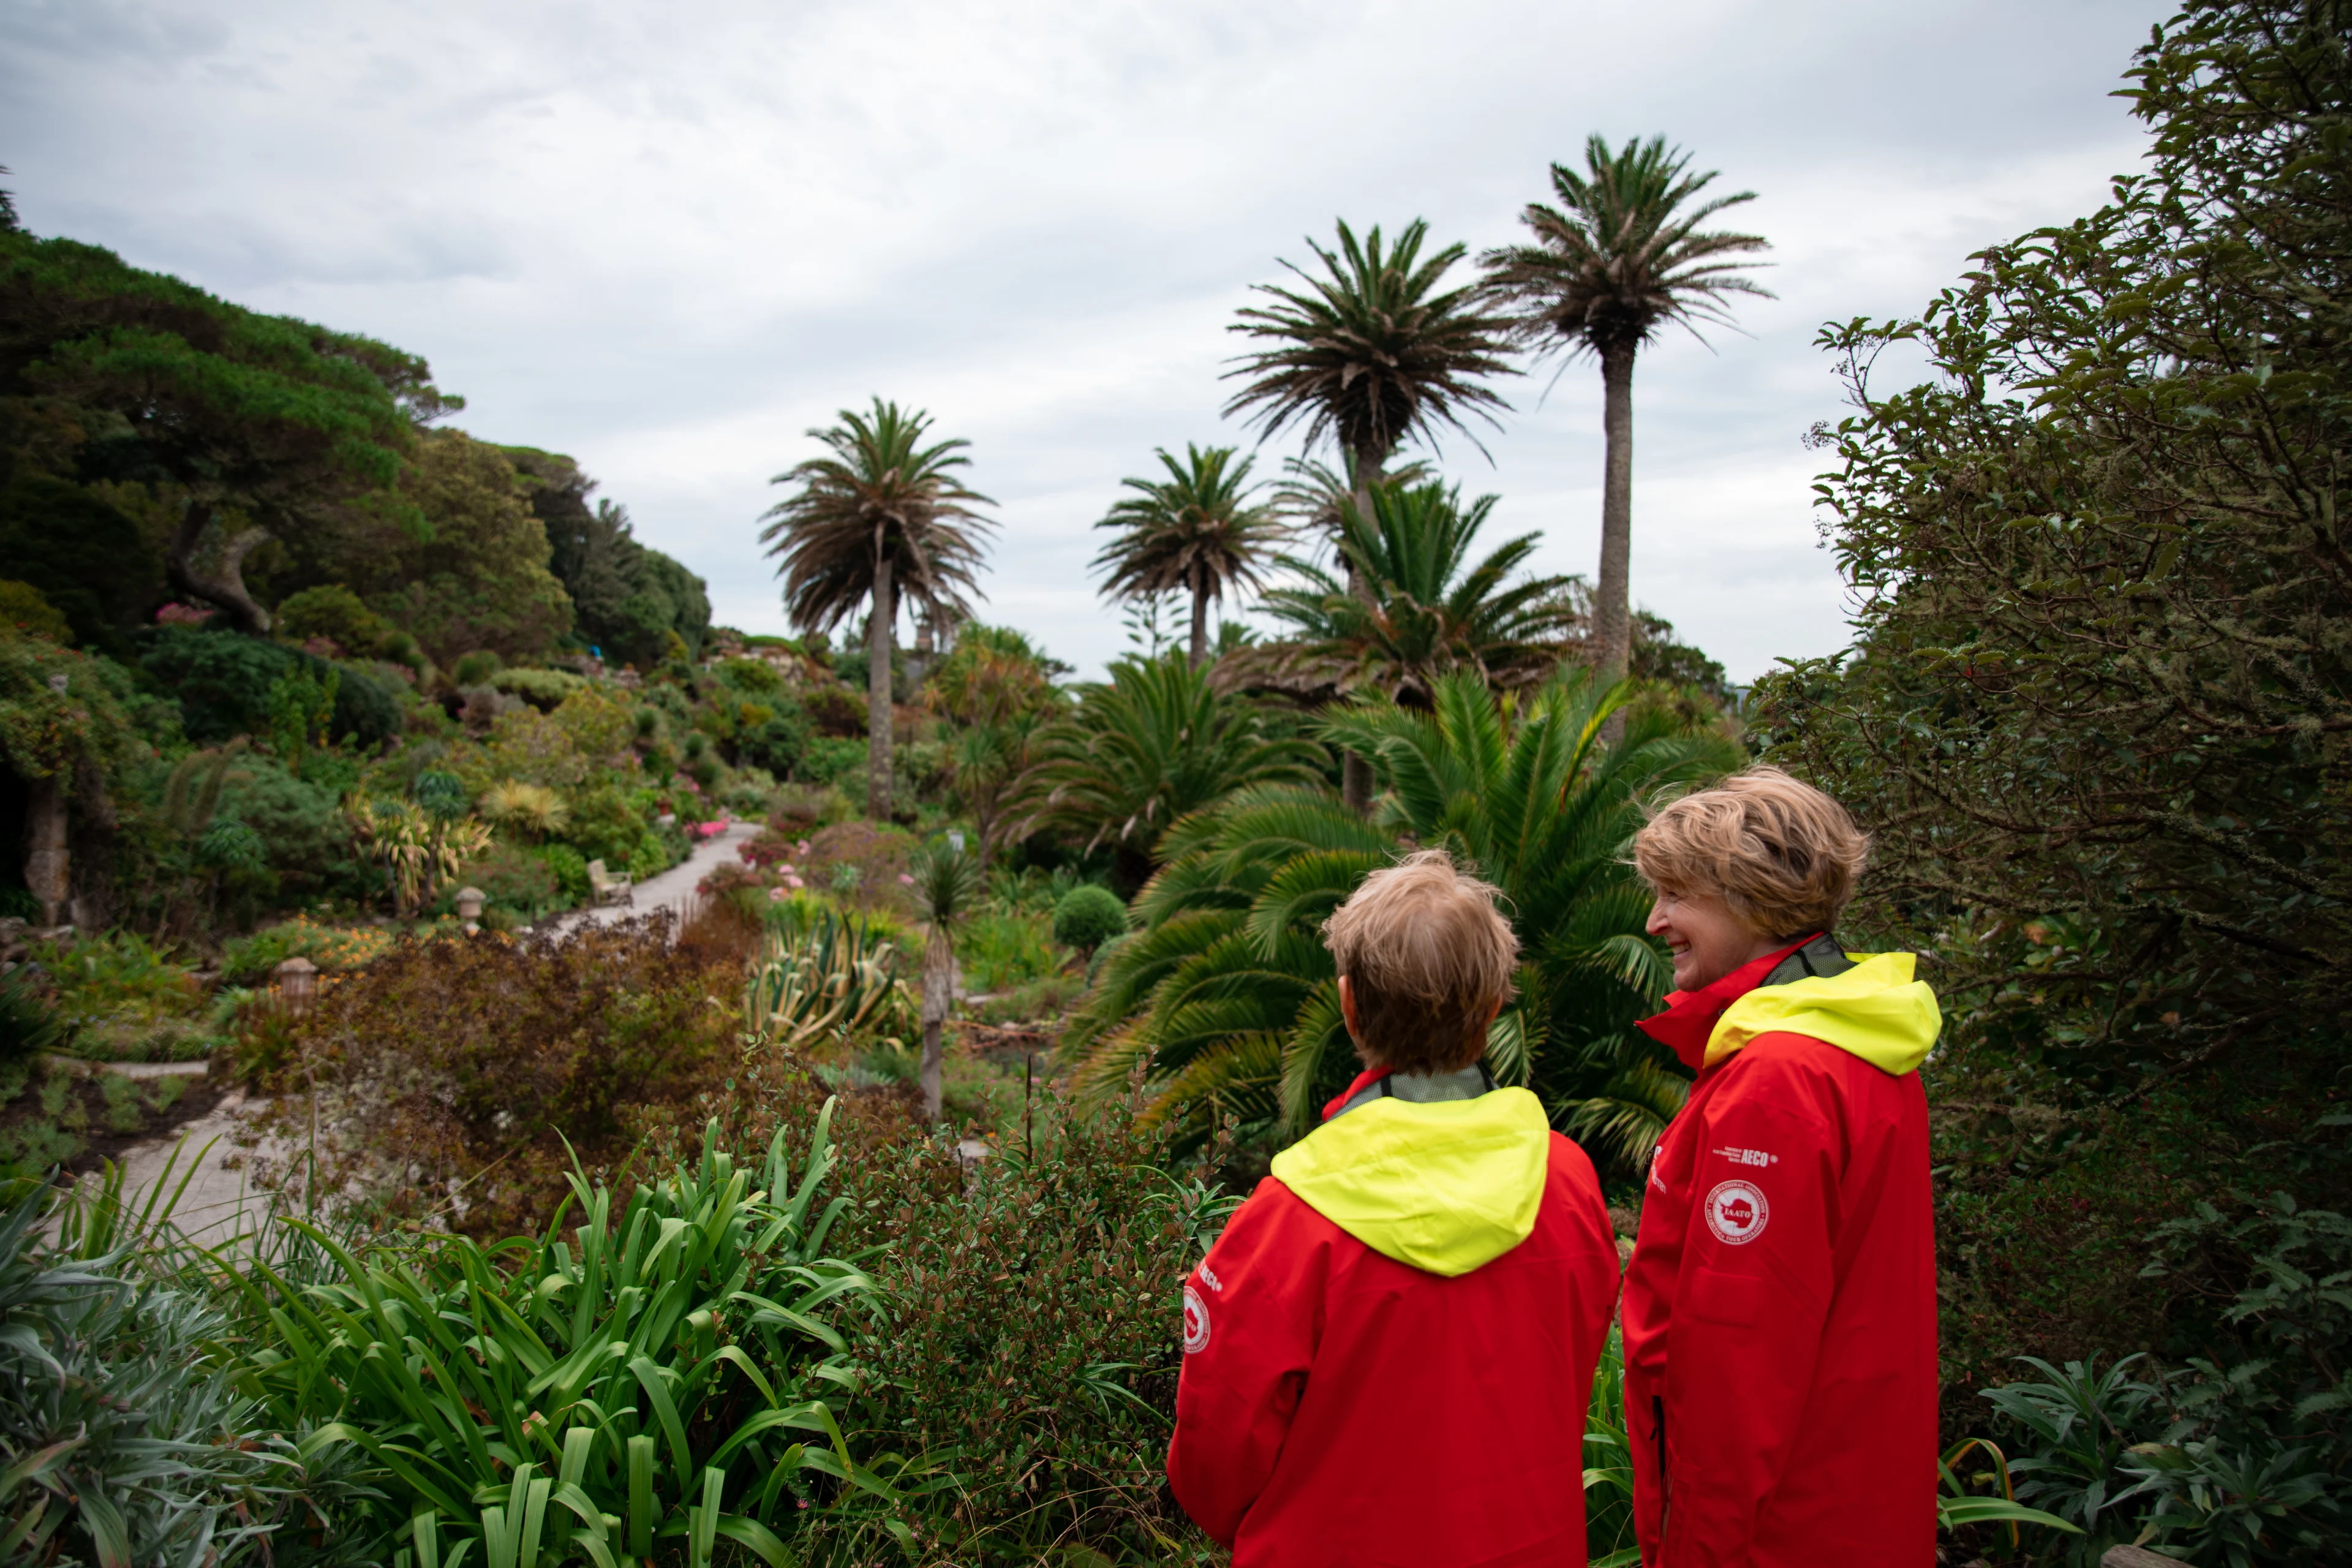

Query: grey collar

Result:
[1759,933,1854,988]
[1329,1062,1496,1121]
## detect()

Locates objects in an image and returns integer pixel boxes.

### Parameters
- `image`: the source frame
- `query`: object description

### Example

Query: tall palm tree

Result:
[1091,445,1287,668]
[1480,136,1772,688]
[761,399,993,818]
[1255,480,1581,709]
[1224,219,1517,810]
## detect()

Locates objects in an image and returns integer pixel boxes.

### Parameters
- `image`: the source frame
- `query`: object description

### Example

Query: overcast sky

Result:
[4,0,2173,681]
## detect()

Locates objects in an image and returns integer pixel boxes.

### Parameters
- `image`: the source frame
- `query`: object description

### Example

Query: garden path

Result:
[543,818,760,935]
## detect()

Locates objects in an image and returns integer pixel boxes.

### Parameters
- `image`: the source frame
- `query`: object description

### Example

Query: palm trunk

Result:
[1340,443,1387,815]
[1596,345,1637,690]
[921,929,952,1120]
[867,543,895,819]
[1188,567,1210,669]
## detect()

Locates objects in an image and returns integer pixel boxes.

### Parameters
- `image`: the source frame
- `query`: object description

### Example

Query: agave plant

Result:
[744,913,914,1052]
[1066,668,1740,1158]
[228,1110,890,1568]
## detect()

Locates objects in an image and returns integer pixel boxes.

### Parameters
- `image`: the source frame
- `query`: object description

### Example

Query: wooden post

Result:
[2102,1547,2194,1568]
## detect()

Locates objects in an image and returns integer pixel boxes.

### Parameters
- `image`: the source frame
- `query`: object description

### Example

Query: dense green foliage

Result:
[1069,669,1738,1152]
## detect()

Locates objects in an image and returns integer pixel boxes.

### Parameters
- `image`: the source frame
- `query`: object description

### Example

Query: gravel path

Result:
[543,819,761,933]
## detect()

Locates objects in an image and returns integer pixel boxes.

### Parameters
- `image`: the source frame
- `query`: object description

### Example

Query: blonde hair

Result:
[1322,850,1518,1074]
[1633,766,1869,938]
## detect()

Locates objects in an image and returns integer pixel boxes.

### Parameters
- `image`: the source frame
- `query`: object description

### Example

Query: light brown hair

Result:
[1322,850,1519,1074]
[1633,766,1869,938]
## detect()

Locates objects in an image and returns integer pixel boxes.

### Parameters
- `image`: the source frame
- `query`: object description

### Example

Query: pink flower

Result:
[897,873,915,886]
[794,839,810,854]
[768,887,787,902]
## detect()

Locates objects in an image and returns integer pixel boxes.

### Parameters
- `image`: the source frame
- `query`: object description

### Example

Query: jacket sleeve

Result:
[1661,1050,1840,1567]
[1164,1180,1323,1547]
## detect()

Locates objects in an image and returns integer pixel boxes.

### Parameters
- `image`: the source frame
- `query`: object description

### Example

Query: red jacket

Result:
[1621,936,1942,1567]
[1168,1067,1621,1567]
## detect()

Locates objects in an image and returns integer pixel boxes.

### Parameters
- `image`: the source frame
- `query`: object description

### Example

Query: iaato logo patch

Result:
[1182,1285,1211,1354]
[1703,1178,1770,1245]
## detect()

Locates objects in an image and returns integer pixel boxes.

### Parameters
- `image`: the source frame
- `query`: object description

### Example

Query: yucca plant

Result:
[904,841,981,1120]
[225,1109,891,1568]
[349,798,496,918]
[1066,668,1740,1158]
[744,913,914,1054]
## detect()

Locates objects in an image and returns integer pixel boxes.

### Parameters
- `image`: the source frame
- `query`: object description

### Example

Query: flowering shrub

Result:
[219,914,394,985]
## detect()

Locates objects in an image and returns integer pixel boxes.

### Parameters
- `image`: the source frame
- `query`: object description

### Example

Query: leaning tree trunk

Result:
[920,927,952,1120]
[1340,443,1388,815]
[168,499,275,635]
[1188,565,1210,669]
[1595,344,1637,692]
[867,545,895,820]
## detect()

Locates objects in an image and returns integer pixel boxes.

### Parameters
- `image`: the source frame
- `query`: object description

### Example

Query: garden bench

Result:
[586,859,634,907]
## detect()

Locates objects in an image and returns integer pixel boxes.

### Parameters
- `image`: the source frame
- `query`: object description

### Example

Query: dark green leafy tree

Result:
[1481,137,1771,686]
[511,448,712,665]
[0,231,453,634]
[760,400,993,819]
[1090,445,1286,668]
[1752,0,2351,1096]
[1011,654,1325,889]
[1224,219,1517,809]
[1250,479,1580,709]
[924,624,1061,866]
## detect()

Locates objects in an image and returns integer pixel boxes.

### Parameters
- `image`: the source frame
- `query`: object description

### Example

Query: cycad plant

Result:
[1256,479,1581,708]
[1091,445,1287,668]
[905,840,981,1119]
[1066,669,1740,1156]
[760,399,993,818]
[1011,654,1326,889]
[1480,136,1772,685]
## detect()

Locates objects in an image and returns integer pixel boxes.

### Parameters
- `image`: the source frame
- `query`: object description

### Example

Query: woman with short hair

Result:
[1621,766,1940,1567]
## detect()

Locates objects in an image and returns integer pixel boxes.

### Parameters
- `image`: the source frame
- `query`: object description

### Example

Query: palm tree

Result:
[1251,480,1580,709]
[1224,219,1517,810]
[1480,136,1772,688]
[1011,654,1326,890]
[760,399,993,818]
[1091,445,1287,668]
[906,839,982,1120]
[1064,668,1741,1153]
[1268,452,1433,548]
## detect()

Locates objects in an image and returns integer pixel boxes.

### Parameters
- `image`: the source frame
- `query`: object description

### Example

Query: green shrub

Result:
[492,665,587,710]
[228,1112,889,1567]
[533,841,591,906]
[960,910,1061,993]
[736,699,812,778]
[214,753,345,880]
[450,648,502,686]
[0,969,66,1068]
[840,1093,1229,1562]
[562,783,665,879]
[0,578,72,643]
[454,840,562,918]
[1050,884,1126,955]
[27,930,202,1035]
[137,624,398,750]
[219,917,395,986]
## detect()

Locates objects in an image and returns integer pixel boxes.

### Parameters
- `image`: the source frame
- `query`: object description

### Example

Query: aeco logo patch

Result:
[1182,1284,1211,1354]
[1703,1178,1770,1246]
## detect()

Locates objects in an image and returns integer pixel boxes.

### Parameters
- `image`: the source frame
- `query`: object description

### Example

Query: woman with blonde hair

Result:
[1619,766,1940,1567]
